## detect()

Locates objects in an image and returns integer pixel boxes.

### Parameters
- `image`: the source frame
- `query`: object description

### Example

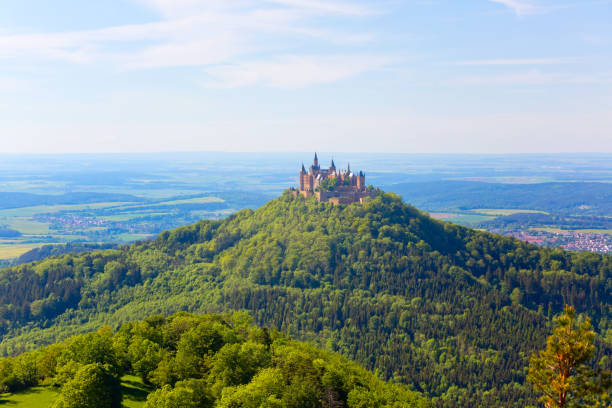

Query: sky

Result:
[0,0,611,154]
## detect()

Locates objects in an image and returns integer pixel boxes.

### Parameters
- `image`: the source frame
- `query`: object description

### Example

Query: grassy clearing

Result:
[0,376,151,407]
[0,386,58,407]
[469,208,548,216]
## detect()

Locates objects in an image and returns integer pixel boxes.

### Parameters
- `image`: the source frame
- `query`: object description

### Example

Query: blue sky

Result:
[0,0,611,153]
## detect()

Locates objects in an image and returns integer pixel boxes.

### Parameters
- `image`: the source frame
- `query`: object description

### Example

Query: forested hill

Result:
[0,191,610,407]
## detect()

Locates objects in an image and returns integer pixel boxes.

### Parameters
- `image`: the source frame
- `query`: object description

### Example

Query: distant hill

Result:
[0,191,609,407]
[0,227,21,238]
[387,181,612,215]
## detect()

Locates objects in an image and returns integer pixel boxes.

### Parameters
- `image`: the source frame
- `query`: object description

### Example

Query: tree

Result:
[527,305,612,408]
[52,363,122,408]
[144,379,213,408]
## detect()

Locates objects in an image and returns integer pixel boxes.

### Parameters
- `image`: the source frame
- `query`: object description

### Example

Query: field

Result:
[429,212,496,225]
[0,376,150,407]
[0,193,268,261]
[469,208,549,216]
[531,227,612,235]
[0,243,52,259]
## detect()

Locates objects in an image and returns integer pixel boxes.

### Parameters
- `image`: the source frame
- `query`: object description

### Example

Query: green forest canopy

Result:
[0,312,431,408]
[0,191,609,407]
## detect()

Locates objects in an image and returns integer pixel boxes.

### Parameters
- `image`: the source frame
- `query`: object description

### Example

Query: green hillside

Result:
[0,191,610,407]
[0,312,429,407]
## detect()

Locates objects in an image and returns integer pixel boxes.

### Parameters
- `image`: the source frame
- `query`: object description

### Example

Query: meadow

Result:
[0,376,150,408]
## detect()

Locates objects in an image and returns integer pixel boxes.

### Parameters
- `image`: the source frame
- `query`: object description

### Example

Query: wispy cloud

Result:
[0,0,386,86]
[488,0,538,15]
[454,70,612,86]
[454,58,579,66]
[202,55,395,88]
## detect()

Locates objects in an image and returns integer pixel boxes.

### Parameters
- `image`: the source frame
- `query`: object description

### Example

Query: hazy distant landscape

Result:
[2,0,612,406]
[1,153,610,265]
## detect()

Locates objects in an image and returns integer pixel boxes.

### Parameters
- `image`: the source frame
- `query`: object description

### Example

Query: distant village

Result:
[492,229,612,254]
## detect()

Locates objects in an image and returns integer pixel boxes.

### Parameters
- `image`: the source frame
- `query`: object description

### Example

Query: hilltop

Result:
[0,191,610,407]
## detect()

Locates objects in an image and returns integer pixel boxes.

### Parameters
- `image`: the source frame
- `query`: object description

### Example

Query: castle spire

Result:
[301,163,306,173]
[313,152,319,168]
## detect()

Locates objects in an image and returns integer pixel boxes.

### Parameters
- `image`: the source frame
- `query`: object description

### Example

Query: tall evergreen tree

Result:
[527,305,612,408]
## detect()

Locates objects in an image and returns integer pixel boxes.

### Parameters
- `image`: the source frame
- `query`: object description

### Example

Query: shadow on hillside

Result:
[122,379,151,402]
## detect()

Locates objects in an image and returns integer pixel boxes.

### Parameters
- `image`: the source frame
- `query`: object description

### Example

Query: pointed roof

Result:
[314,152,318,161]
[331,159,336,168]
[301,163,306,172]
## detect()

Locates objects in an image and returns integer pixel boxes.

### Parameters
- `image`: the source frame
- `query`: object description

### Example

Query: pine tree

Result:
[527,305,612,408]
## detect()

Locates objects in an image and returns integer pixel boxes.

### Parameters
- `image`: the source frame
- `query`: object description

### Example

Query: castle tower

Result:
[299,163,306,190]
[330,159,336,174]
[357,171,365,190]
[313,152,319,169]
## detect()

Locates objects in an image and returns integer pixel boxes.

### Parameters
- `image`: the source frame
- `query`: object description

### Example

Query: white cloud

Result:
[488,0,538,15]
[202,55,395,88]
[0,0,384,83]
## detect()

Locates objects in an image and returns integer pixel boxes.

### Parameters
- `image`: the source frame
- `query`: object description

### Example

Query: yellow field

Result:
[0,243,50,260]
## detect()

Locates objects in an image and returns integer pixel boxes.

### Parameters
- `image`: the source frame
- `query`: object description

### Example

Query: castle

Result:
[291,153,377,205]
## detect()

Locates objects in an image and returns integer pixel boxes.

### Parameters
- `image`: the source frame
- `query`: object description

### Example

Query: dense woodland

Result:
[0,192,610,407]
[389,181,612,215]
[0,312,429,407]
